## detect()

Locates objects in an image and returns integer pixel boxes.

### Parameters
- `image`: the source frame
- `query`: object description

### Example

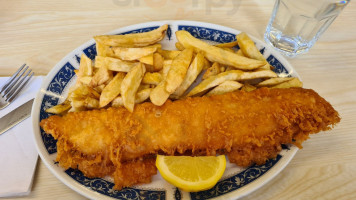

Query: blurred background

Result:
[0,0,353,76]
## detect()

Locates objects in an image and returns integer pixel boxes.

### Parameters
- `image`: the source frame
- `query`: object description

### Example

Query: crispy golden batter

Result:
[113,158,157,190]
[40,88,340,189]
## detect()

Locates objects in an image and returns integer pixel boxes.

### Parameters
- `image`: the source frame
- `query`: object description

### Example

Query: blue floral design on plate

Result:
[66,168,165,200]
[40,62,75,154]
[178,25,237,45]
[39,24,290,199]
[267,55,290,75]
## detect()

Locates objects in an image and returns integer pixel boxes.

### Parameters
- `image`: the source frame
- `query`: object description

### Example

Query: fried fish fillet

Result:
[40,87,340,189]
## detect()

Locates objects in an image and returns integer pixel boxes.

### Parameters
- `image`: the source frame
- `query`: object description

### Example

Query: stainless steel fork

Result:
[0,64,34,110]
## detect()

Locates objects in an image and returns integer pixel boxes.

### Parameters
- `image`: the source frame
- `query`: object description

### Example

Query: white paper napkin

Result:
[0,76,43,197]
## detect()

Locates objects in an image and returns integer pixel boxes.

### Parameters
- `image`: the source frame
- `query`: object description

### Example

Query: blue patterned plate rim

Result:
[31,20,299,200]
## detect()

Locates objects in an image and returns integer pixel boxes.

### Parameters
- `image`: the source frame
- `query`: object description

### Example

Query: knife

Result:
[0,98,34,135]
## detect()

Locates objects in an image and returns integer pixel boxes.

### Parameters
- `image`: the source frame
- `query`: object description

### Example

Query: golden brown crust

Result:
[40,87,340,189]
[112,157,157,190]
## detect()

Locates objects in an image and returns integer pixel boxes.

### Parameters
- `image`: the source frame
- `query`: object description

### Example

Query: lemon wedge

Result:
[156,155,226,192]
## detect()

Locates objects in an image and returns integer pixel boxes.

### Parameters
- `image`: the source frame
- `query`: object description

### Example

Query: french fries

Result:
[271,77,303,88]
[68,85,100,111]
[215,40,239,48]
[95,56,137,72]
[165,48,194,93]
[241,83,257,92]
[120,63,146,112]
[176,30,266,70]
[78,54,93,77]
[99,72,125,108]
[142,72,163,85]
[79,76,92,85]
[187,70,277,97]
[175,42,185,51]
[153,53,164,71]
[47,25,303,113]
[236,32,271,70]
[157,49,181,60]
[150,80,171,106]
[112,88,152,107]
[171,53,205,98]
[94,24,168,47]
[142,53,164,72]
[106,44,161,61]
[90,65,113,87]
[236,32,266,61]
[257,77,294,87]
[150,57,172,106]
[45,101,71,114]
[203,62,221,80]
[206,81,243,96]
[139,54,154,65]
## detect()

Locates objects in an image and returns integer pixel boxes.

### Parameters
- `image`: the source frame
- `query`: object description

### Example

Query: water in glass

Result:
[265,0,349,57]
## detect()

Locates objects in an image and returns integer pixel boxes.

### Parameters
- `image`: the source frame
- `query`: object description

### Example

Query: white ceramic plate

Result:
[32,20,299,200]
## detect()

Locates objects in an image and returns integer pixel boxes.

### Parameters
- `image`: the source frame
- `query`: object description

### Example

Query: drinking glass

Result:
[264,0,350,57]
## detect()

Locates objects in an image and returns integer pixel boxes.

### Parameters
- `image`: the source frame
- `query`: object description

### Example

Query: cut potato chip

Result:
[176,31,266,70]
[94,24,168,47]
[157,49,181,60]
[137,84,151,91]
[134,88,152,103]
[78,54,93,77]
[96,42,107,56]
[153,52,164,72]
[225,66,236,71]
[187,70,277,96]
[90,65,113,87]
[241,83,257,92]
[79,76,92,85]
[93,84,105,94]
[203,62,221,80]
[120,63,146,112]
[150,80,170,106]
[215,40,239,48]
[45,102,71,114]
[172,53,205,98]
[206,81,243,96]
[142,72,163,85]
[68,105,87,112]
[99,72,126,108]
[112,88,152,107]
[257,77,294,87]
[69,84,100,101]
[165,48,194,93]
[203,58,211,70]
[63,26,304,113]
[95,56,137,72]
[222,47,235,53]
[151,62,172,105]
[235,33,272,71]
[160,61,172,77]
[236,32,266,61]
[271,77,303,88]
[71,96,99,110]
[175,42,185,51]
[236,49,244,56]
[110,44,161,61]
[139,54,154,65]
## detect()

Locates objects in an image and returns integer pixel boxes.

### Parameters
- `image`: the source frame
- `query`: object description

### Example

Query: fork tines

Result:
[0,64,34,103]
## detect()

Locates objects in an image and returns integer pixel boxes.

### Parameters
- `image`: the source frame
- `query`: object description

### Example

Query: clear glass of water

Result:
[264,0,350,57]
